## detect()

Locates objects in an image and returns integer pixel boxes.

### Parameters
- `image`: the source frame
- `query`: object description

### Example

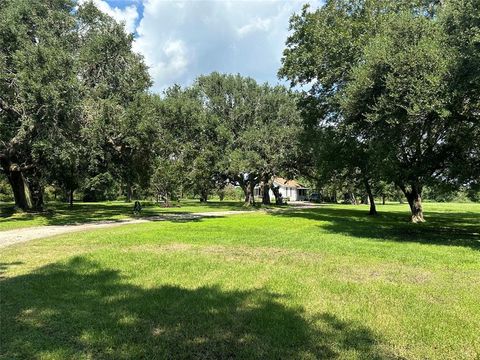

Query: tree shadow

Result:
[0,261,23,278]
[272,207,480,250]
[0,205,15,218]
[0,201,248,228]
[0,257,395,359]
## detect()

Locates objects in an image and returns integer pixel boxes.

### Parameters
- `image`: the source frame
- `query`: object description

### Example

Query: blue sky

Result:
[85,0,321,93]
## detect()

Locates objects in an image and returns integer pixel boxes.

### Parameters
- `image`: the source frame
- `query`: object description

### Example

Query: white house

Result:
[255,177,309,202]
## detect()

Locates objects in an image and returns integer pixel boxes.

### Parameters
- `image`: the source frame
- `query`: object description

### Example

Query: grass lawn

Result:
[0,199,273,231]
[1,202,479,359]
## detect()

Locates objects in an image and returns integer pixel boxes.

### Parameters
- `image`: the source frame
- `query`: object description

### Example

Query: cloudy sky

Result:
[84,0,322,93]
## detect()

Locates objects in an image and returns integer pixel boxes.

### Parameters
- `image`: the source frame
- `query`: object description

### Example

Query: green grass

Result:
[0,199,275,231]
[1,203,479,359]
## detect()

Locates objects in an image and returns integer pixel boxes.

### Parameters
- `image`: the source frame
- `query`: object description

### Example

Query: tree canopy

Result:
[280,0,480,221]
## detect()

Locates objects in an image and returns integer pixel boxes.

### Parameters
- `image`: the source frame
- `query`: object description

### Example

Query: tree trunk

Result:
[9,169,33,210]
[407,190,424,223]
[243,189,249,203]
[271,185,283,205]
[247,180,255,205]
[364,178,377,216]
[69,189,74,207]
[238,180,249,203]
[199,190,208,203]
[27,171,43,210]
[350,192,357,205]
[126,182,132,202]
[261,180,271,205]
[382,194,386,205]
[0,156,38,211]
[399,183,425,222]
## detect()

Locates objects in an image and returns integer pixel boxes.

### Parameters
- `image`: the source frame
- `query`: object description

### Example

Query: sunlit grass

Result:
[1,203,479,359]
[0,199,277,231]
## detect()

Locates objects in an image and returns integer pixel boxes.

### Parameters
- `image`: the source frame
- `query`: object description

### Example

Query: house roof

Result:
[273,177,308,189]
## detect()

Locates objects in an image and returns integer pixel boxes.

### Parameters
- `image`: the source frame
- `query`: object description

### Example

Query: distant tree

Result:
[157,85,223,203]
[249,85,302,205]
[150,158,182,206]
[194,73,302,205]
[194,73,261,205]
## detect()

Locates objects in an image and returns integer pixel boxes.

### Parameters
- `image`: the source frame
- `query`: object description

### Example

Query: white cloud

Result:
[237,17,272,37]
[99,0,324,92]
[80,0,139,34]
[147,39,189,87]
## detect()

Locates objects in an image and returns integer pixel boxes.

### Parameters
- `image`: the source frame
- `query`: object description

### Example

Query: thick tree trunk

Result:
[271,185,283,205]
[399,183,425,222]
[406,191,424,223]
[364,178,377,216]
[9,169,34,210]
[261,180,271,205]
[0,156,40,211]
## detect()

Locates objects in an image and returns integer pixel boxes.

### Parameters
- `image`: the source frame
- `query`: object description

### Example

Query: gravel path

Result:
[0,210,249,249]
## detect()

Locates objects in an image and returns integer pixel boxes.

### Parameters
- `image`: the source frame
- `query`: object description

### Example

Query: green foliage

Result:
[82,172,118,202]
[150,158,183,204]
[0,176,12,202]
[0,0,152,209]
[155,73,301,204]
[280,0,480,217]
[0,0,81,209]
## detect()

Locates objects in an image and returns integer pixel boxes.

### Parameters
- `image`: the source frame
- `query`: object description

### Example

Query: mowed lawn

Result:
[0,200,264,231]
[1,203,479,359]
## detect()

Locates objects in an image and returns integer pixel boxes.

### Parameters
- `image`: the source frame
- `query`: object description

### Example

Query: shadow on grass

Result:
[0,261,23,279]
[0,257,396,359]
[0,202,131,226]
[0,201,253,228]
[273,207,480,250]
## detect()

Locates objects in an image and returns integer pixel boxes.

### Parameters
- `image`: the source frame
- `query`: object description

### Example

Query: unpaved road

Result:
[0,210,249,249]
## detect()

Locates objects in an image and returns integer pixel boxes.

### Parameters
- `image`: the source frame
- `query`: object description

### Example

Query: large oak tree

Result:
[280,0,479,221]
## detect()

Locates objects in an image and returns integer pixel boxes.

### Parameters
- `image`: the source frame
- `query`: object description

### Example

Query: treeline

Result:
[0,1,301,210]
[1,0,479,222]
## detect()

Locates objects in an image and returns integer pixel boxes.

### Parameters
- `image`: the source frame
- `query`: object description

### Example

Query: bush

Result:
[0,177,13,202]
[82,173,119,202]
[219,185,243,200]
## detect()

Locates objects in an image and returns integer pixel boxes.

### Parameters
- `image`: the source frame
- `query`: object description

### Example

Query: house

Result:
[254,177,309,202]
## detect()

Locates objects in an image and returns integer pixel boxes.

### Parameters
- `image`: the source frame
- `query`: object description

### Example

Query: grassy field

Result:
[0,200,271,231]
[1,202,479,359]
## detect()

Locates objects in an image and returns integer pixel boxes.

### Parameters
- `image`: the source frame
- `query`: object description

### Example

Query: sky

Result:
[83,0,322,93]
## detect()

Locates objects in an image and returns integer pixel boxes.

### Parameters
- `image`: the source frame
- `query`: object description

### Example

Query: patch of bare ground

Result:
[333,265,434,285]
[123,243,325,264]
[123,244,437,285]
